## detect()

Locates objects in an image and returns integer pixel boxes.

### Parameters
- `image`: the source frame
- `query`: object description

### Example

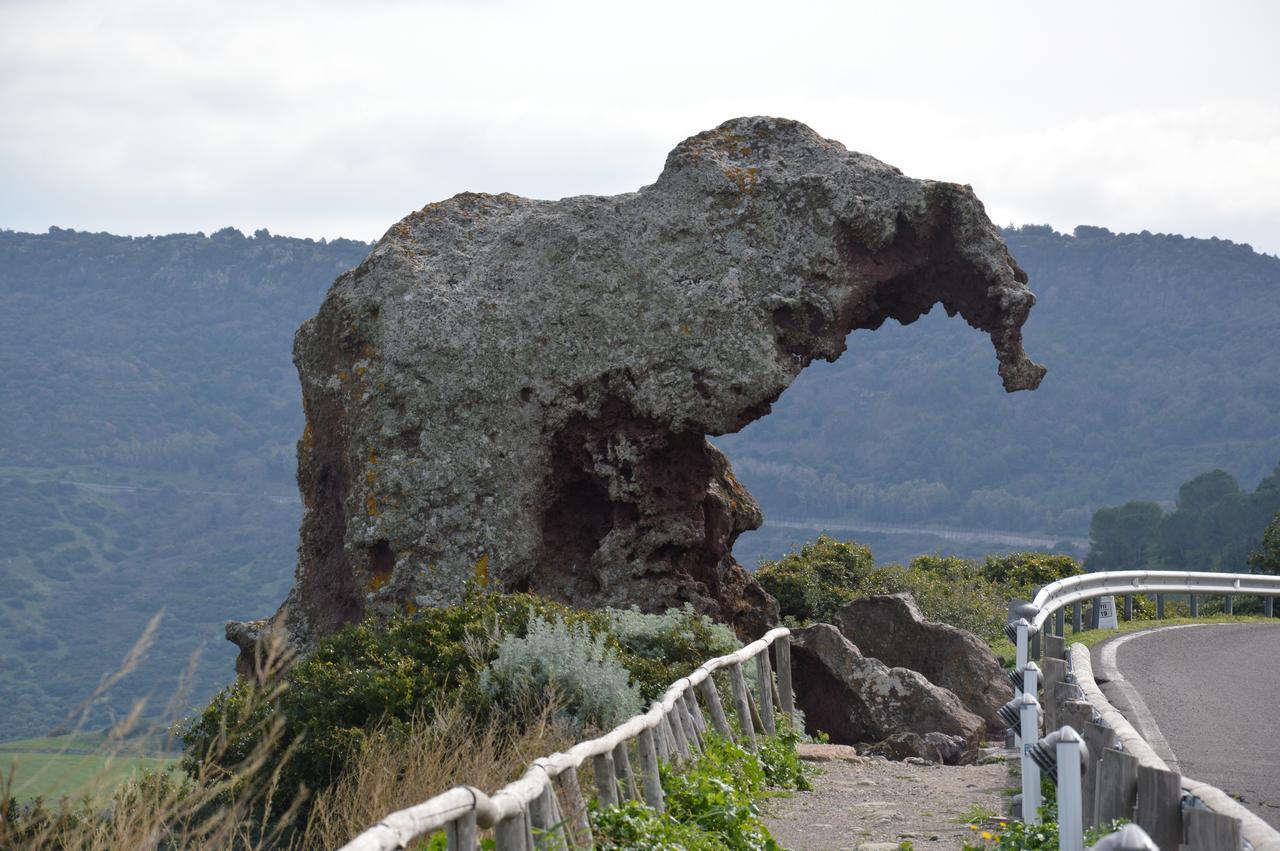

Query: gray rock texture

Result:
[863,731,969,765]
[790,623,985,763]
[228,116,1043,667]
[834,593,1014,732]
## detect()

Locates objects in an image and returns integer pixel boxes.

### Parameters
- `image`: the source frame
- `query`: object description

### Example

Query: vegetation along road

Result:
[1095,622,1280,829]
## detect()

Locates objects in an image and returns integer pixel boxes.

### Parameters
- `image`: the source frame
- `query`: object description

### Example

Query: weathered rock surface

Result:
[834,593,1013,732]
[790,624,986,763]
[863,731,968,765]
[228,116,1043,666]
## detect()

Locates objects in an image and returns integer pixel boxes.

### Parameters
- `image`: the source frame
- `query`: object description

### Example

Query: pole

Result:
[1057,727,1085,851]
[1019,692,1041,825]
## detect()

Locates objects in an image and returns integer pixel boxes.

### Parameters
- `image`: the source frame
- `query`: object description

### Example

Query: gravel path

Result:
[763,745,1012,850]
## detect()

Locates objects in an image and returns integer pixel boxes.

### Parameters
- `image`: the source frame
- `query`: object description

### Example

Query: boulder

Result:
[790,624,985,763]
[833,593,1012,732]
[228,116,1043,668]
[863,731,968,765]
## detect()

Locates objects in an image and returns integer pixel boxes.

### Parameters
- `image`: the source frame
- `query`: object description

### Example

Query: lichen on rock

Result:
[228,116,1043,667]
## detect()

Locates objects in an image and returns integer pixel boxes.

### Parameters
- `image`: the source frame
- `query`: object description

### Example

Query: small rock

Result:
[796,743,862,763]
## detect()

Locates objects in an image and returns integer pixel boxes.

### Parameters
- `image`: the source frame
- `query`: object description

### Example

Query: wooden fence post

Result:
[675,698,701,755]
[667,706,691,761]
[446,810,478,851]
[755,648,777,736]
[593,752,619,808]
[556,765,593,848]
[683,690,707,737]
[1093,747,1138,827]
[636,727,664,813]
[775,636,796,720]
[494,812,530,851]
[1182,806,1241,850]
[612,741,639,801]
[1135,764,1182,851]
[728,661,758,752]
[698,675,734,740]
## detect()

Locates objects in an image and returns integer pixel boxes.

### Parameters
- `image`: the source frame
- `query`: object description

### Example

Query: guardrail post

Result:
[1183,805,1242,850]
[775,635,796,721]
[1045,633,1067,661]
[1223,594,1233,615]
[728,661,758,752]
[1072,601,1083,633]
[557,765,594,846]
[1055,607,1065,636]
[1081,720,1115,828]
[1189,593,1199,617]
[636,727,664,814]
[446,810,478,851]
[1156,593,1165,619]
[1015,619,1030,678]
[593,752,619,808]
[697,676,734,740]
[1135,764,1181,851]
[755,648,777,735]
[1267,597,1275,618]
[612,741,639,801]
[1123,594,1133,621]
[1094,747,1139,828]
[1019,693,1042,825]
[1057,728,1085,851]
[1089,598,1100,630]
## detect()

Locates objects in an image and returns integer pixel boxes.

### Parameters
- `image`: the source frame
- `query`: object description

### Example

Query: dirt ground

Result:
[762,745,1012,850]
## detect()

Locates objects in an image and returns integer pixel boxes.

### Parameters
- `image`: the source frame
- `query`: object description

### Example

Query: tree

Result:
[1249,511,1280,574]
[1086,501,1163,571]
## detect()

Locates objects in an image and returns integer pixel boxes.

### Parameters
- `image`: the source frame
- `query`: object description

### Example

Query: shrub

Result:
[480,615,641,731]
[754,536,879,622]
[606,605,740,701]
[182,590,609,807]
[982,552,1083,598]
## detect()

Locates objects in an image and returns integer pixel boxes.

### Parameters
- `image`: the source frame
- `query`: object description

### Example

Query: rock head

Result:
[229,116,1043,667]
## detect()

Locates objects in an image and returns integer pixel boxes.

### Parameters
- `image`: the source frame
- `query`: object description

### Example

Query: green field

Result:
[0,731,180,803]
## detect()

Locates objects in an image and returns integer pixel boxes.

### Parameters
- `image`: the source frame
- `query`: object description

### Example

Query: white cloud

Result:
[2,0,1277,252]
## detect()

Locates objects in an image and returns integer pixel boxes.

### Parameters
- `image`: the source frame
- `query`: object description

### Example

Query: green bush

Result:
[480,615,641,731]
[982,552,1083,599]
[754,536,881,622]
[606,605,740,702]
[181,590,610,806]
[594,731,803,851]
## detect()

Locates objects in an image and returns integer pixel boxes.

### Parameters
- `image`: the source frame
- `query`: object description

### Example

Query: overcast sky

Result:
[2,0,1277,254]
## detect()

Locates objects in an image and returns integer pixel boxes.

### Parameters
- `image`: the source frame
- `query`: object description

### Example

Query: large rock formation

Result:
[833,593,1013,732]
[228,116,1043,666]
[789,624,986,762]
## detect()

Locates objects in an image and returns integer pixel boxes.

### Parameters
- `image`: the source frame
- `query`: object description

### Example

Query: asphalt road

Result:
[1094,622,1280,829]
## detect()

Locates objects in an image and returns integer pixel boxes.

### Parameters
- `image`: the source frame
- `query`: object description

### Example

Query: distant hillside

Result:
[0,227,368,740]
[719,225,1280,563]
[2,223,1278,740]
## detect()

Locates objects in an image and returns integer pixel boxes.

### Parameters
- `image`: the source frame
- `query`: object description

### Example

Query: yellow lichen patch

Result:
[404,600,418,615]
[337,370,349,383]
[681,324,692,336]
[301,422,315,453]
[474,553,490,587]
[722,166,760,194]
[366,493,379,516]
[368,569,390,592]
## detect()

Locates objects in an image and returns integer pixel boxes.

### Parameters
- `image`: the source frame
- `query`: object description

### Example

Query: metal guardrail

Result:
[340,626,794,851]
[1025,570,1280,636]
[1004,571,1280,850]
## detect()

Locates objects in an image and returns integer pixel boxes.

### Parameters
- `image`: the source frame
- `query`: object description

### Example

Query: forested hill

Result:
[0,227,369,741]
[0,227,369,482]
[1,223,1278,741]
[719,225,1280,560]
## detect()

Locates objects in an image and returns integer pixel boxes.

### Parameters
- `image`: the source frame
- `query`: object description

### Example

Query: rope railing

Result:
[340,626,794,851]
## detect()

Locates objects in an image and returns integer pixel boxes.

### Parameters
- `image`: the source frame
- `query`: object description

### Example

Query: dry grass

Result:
[0,626,577,851]
[294,700,576,849]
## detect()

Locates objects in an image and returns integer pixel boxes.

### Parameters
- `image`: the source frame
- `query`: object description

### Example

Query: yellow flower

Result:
[981,831,994,840]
